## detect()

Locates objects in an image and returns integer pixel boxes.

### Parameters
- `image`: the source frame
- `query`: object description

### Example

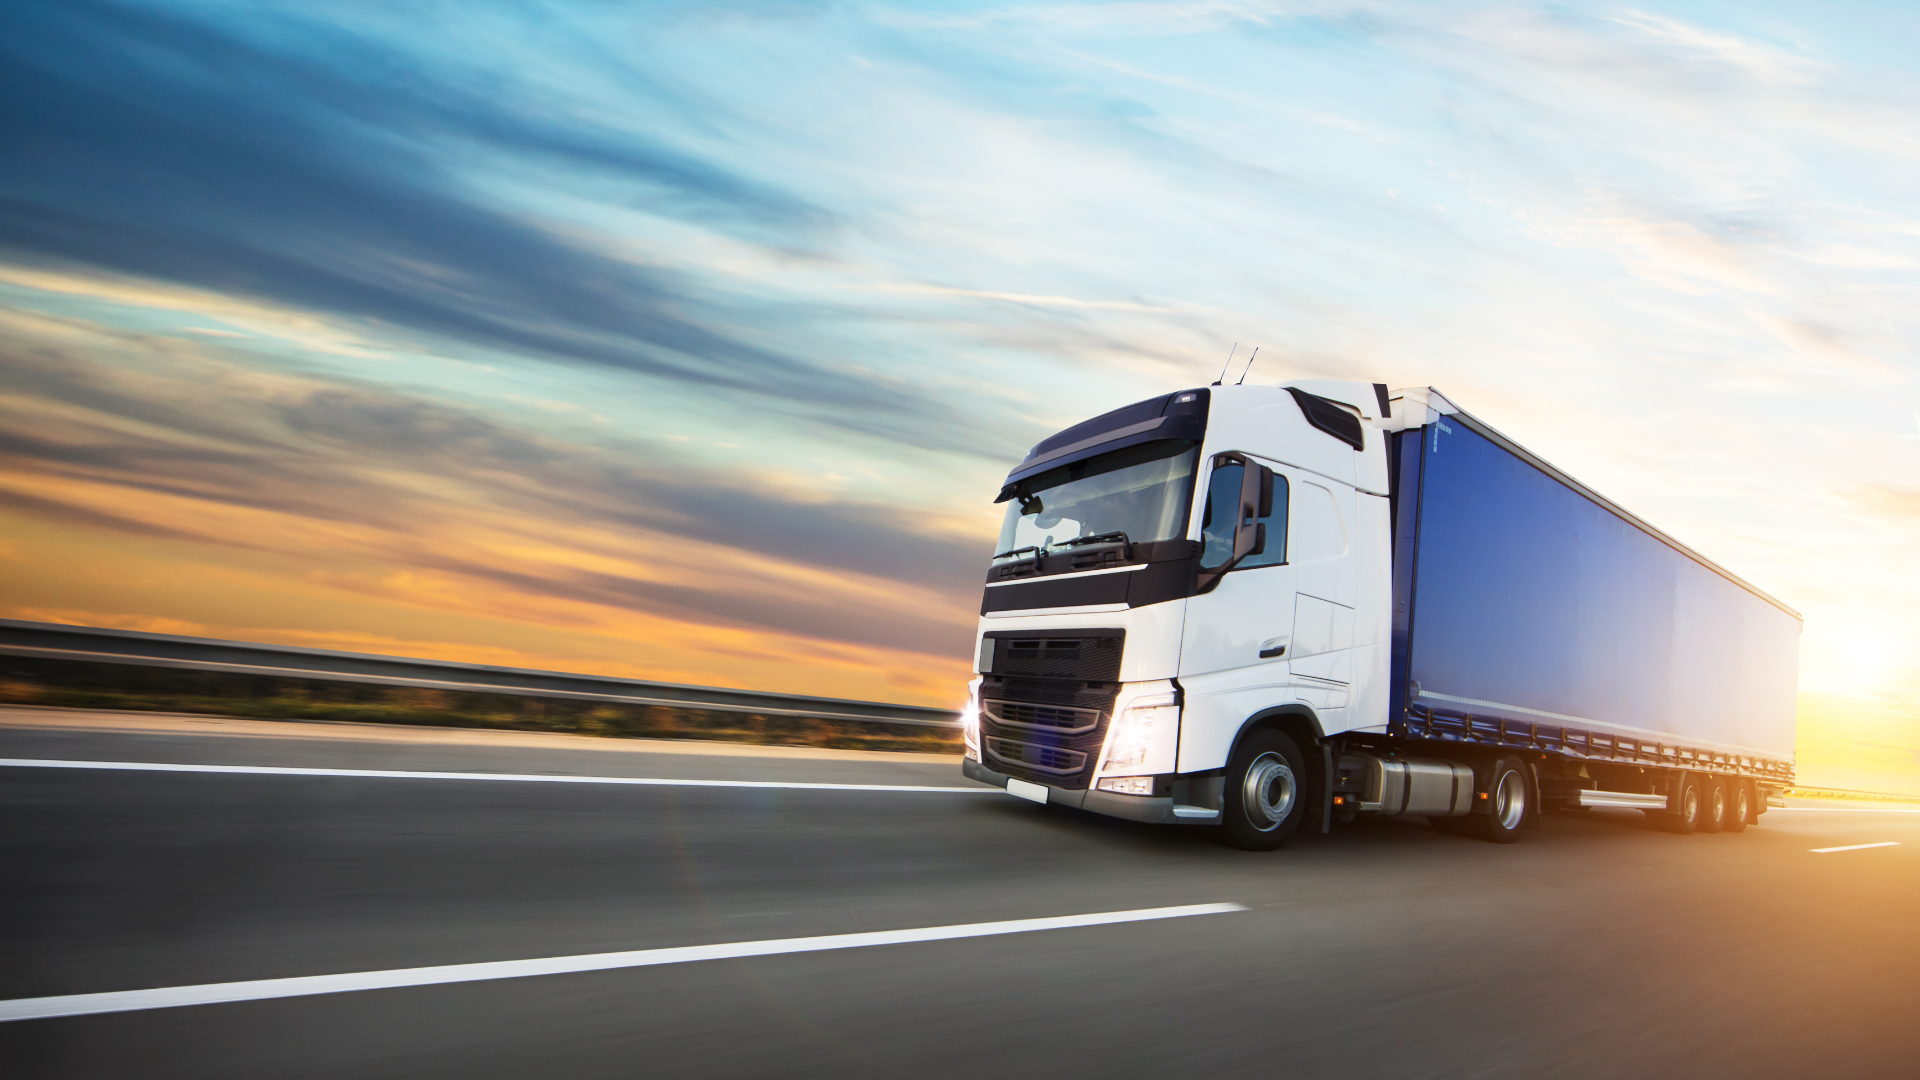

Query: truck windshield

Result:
[994,440,1199,559]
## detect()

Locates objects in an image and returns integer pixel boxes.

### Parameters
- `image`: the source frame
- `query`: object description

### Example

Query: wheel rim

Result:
[1494,768,1527,831]
[1734,786,1749,818]
[1241,752,1297,832]
[1682,787,1699,823]
[1711,785,1726,822]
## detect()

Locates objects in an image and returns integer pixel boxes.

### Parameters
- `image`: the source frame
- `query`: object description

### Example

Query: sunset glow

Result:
[2,1,1915,789]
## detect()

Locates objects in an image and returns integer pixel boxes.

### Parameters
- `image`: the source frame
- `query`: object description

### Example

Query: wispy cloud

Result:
[853,282,1177,312]
[0,1,978,440]
[1607,8,1824,87]
[0,0,1915,712]
[0,316,986,675]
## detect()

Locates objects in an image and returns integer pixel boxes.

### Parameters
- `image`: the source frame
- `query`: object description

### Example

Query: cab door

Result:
[1179,453,1296,678]
[1177,453,1295,771]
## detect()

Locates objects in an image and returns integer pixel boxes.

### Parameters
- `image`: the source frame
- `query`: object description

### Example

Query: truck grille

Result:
[984,738,1087,775]
[978,629,1123,791]
[982,700,1100,735]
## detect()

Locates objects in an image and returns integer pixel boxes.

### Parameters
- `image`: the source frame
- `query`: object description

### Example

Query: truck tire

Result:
[1724,780,1750,833]
[1221,728,1306,851]
[1481,757,1530,844]
[1664,773,1704,834]
[1701,776,1727,833]
[1433,757,1530,844]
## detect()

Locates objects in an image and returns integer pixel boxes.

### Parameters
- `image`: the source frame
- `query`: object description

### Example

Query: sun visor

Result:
[1001,388,1209,490]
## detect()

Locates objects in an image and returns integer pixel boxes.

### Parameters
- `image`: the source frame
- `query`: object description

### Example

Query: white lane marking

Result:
[0,903,1246,1022]
[1810,842,1902,854]
[0,757,992,794]
[1775,806,1920,814]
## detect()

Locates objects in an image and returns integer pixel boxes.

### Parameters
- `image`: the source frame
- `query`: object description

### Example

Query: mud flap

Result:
[1312,742,1334,834]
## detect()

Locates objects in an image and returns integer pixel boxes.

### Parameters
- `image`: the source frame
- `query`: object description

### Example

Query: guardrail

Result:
[1786,785,1920,803]
[0,620,961,729]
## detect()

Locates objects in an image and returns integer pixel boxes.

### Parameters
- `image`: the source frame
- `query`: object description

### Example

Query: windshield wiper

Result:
[1051,531,1131,549]
[993,533,1130,562]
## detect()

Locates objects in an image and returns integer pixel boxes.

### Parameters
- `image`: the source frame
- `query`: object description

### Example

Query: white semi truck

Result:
[960,382,1799,849]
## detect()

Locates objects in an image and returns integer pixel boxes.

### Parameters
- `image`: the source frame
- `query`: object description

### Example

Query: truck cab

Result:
[961,380,1395,847]
[962,378,1797,850]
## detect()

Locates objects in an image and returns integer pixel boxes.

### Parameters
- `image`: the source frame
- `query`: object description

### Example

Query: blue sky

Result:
[1,1,1916,771]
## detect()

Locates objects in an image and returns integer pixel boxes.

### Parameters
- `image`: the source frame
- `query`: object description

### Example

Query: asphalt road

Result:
[3,709,1918,1079]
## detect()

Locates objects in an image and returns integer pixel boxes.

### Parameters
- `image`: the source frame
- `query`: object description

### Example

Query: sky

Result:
[1,0,1916,788]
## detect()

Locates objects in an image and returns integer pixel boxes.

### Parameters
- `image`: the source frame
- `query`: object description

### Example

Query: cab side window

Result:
[1199,462,1242,566]
[1199,460,1289,569]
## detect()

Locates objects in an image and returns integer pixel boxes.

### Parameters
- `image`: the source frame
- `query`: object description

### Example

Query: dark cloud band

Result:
[0,332,985,659]
[0,0,998,452]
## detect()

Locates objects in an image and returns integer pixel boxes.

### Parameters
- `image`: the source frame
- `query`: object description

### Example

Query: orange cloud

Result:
[0,317,984,707]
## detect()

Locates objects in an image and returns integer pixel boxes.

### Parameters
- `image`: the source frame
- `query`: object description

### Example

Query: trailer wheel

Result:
[1701,776,1728,833]
[1724,781,1750,834]
[1221,728,1306,851]
[1664,774,1704,834]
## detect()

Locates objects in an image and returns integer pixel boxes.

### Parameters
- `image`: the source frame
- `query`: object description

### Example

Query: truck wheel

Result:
[1700,776,1727,833]
[1433,757,1530,843]
[1665,774,1703,834]
[1481,757,1530,844]
[1221,729,1306,851]
[1724,781,1750,833]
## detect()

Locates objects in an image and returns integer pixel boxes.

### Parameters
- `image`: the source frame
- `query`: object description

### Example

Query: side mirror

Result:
[1197,458,1273,593]
[1231,461,1265,563]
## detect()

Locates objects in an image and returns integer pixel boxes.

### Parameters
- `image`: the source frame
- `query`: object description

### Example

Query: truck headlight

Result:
[1096,775,1155,796]
[1102,695,1178,773]
[961,679,982,761]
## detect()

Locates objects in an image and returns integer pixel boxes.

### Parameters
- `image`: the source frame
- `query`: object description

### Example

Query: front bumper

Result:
[962,759,1218,825]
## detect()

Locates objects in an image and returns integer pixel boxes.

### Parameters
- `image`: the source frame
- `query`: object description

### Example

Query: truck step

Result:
[1575,789,1669,810]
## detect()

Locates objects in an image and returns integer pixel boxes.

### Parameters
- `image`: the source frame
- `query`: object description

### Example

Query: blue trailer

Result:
[961,381,1798,847]
[1379,391,1799,835]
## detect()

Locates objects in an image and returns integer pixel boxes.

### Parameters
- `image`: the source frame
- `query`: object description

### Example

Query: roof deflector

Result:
[1287,388,1365,450]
